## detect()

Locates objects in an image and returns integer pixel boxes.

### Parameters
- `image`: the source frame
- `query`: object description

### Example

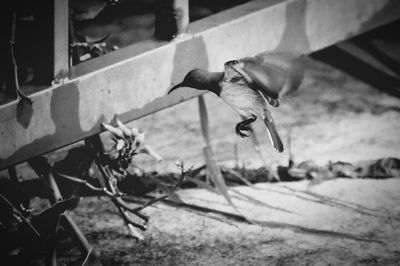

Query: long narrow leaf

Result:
[203,147,241,214]
[185,176,219,194]
[220,166,254,186]
[199,96,243,217]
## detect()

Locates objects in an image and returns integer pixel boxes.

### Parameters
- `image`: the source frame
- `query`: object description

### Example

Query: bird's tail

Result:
[263,110,284,152]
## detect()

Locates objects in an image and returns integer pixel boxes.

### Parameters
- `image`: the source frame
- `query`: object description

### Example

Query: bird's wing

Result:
[252,52,304,96]
[229,60,285,98]
[225,60,284,107]
[226,56,304,104]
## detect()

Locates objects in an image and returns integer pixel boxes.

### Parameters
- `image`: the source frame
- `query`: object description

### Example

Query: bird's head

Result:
[167,69,223,95]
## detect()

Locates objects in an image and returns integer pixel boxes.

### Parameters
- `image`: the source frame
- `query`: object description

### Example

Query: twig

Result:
[113,197,150,223]
[96,162,147,231]
[55,172,124,199]
[10,11,32,104]
[0,192,40,238]
[132,163,188,212]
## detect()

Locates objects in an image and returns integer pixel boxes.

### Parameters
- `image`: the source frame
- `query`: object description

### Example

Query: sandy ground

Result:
[66,178,400,266]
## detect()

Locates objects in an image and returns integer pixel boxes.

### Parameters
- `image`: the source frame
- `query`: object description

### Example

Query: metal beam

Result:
[1,0,400,169]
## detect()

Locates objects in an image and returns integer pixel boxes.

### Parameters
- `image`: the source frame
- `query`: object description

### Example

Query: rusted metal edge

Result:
[1,0,399,169]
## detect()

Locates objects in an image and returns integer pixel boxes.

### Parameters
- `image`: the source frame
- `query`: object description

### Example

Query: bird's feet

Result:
[235,115,257,138]
[235,124,252,138]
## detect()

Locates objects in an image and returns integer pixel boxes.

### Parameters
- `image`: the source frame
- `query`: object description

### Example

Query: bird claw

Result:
[235,125,252,138]
[236,129,249,138]
[241,126,252,132]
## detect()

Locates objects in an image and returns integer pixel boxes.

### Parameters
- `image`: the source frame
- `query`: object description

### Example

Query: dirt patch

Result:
[63,178,400,266]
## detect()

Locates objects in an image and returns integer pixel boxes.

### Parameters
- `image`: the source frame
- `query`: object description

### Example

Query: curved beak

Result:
[167,82,185,94]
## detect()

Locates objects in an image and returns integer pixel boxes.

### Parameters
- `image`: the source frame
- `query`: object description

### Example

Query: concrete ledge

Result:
[1,0,399,169]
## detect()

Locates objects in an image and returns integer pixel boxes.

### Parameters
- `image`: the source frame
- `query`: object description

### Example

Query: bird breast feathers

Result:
[220,84,265,116]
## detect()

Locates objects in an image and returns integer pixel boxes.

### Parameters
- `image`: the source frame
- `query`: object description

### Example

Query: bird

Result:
[167,52,304,152]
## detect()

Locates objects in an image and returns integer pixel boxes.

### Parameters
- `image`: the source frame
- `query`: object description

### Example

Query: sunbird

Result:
[168,53,304,152]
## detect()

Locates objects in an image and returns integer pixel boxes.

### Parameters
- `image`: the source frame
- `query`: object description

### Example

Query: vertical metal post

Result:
[155,0,189,40]
[34,0,69,85]
[54,0,70,81]
[174,0,189,35]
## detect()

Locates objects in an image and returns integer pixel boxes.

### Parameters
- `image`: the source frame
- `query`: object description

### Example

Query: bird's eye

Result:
[225,60,239,66]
